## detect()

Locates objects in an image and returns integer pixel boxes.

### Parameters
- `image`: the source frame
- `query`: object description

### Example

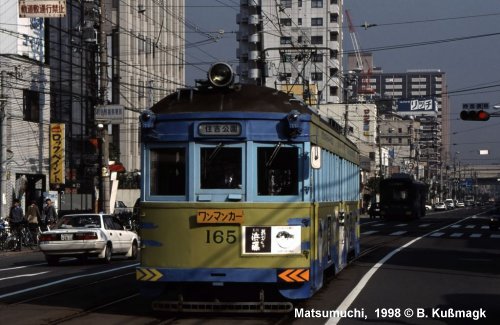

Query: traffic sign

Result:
[462,103,489,110]
[95,105,124,123]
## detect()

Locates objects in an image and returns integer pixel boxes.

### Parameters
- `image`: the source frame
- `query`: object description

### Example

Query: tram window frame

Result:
[148,147,187,197]
[198,143,244,191]
[256,144,300,197]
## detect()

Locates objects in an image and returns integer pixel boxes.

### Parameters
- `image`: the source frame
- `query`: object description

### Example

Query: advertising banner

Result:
[397,97,438,116]
[50,123,65,185]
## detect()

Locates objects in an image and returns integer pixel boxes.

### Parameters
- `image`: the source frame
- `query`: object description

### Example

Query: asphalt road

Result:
[0,207,497,324]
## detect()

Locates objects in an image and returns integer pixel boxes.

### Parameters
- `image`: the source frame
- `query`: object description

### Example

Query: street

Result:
[0,207,498,324]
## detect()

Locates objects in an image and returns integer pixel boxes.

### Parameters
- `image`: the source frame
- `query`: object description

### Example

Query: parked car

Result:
[434,202,447,211]
[39,213,139,265]
[425,204,433,211]
[444,199,455,209]
[455,201,465,208]
[368,202,381,219]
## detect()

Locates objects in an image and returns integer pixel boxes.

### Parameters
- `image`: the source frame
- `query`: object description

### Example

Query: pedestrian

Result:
[26,200,41,244]
[8,199,25,251]
[43,198,58,230]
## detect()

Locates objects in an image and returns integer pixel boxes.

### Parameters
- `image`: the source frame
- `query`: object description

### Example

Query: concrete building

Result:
[237,0,343,104]
[0,0,51,218]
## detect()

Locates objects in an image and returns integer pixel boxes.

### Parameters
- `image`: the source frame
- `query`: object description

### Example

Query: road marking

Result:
[465,225,475,229]
[0,263,139,299]
[361,230,378,235]
[418,224,431,228]
[451,225,461,228]
[481,226,489,230]
[490,234,500,239]
[429,232,445,237]
[389,231,407,236]
[450,233,463,238]
[395,224,407,227]
[326,215,478,325]
[372,223,384,227]
[0,263,48,272]
[470,234,481,238]
[0,272,49,281]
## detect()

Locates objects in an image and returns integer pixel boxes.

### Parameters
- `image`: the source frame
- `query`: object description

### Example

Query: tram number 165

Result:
[205,230,237,244]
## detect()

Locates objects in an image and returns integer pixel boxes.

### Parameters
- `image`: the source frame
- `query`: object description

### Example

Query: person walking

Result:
[43,198,58,230]
[8,199,25,251]
[26,200,41,244]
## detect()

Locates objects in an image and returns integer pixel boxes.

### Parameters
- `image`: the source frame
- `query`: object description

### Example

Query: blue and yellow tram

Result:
[136,63,361,312]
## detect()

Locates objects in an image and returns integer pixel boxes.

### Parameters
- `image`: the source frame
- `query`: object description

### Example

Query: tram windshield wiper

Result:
[265,142,282,167]
[207,142,224,163]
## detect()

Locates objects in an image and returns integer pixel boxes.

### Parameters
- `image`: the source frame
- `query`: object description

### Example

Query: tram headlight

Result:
[208,62,234,88]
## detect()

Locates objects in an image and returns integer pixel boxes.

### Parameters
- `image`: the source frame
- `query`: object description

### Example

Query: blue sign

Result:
[397,97,438,116]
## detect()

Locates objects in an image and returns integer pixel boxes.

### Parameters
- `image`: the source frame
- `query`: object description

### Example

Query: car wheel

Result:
[128,241,138,260]
[102,244,112,263]
[46,255,59,266]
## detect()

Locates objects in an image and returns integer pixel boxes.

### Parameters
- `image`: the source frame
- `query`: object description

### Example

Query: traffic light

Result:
[460,110,490,121]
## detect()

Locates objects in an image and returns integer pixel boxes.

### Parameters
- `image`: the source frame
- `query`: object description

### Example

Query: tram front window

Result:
[150,148,186,195]
[257,146,298,195]
[200,147,242,189]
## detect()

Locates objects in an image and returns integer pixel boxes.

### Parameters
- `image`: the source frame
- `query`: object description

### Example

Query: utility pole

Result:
[0,70,6,219]
[98,0,110,213]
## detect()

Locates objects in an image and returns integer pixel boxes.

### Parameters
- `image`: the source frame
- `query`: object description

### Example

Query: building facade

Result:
[0,0,51,218]
[237,0,343,104]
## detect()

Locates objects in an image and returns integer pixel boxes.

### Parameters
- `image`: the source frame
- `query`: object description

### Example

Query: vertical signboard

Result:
[50,123,65,185]
[19,0,67,18]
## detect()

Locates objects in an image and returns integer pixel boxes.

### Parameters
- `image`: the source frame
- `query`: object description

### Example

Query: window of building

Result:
[330,67,338,76]
[330,31,338,41]
[311,36,323,44]
[311,0,323,8]
[330,86,338,96]
[281,0,292,8]
[150,148,186,195]
[330,49,338,59]
[280,18,292,26]
[311,53,323,62]
[297,36,303,44]
[330,0,338,3]
[138,80,145,98]
[23,89,40,123]
[280,36,292,44]
[398,128,403,133]
[298,0,302,7]
[311,72,323,81]
[311,17,323,26]
[330,13,339,23]
[257,146,298,195]
[298,18,302,25]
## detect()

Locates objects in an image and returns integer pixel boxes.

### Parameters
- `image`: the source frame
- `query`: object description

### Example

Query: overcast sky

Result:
[185,0,500,165]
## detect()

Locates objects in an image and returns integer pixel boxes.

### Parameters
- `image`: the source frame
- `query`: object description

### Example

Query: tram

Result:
[136,63,361,312]
[379,173,428,220]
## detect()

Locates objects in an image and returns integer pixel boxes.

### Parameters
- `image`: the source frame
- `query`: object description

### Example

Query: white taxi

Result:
[39,213,139,265]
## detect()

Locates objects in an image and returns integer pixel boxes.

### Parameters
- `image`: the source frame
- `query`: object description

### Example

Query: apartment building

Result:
[237,0,343,104]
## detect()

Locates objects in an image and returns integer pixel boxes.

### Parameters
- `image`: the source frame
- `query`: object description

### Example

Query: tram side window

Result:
[150,148,186,195]
[257,147,298,195]
[200,147,242,189]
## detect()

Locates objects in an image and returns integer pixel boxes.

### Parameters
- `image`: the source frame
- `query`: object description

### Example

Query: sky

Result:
[185,0,500,166]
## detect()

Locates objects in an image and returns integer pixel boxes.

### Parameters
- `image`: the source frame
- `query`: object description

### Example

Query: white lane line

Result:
[465,225,475,229]
[389,231,407,236]
[450,233,463,238]
[451,225,461,228]
[0,272,49,281]
[395,224,407,227]
[361,231,378,235]
[429,232,445,237]
[0,263,48,272]
[325,216,476,325]
[470,234,482,238]
[418,224,431,228]
[491,234,500,239]
[481,226,489,230]
[372,224,384,227]
[0,263,139,299]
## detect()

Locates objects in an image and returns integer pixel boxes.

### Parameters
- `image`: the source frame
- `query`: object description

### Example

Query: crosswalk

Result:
[361,222,500,239]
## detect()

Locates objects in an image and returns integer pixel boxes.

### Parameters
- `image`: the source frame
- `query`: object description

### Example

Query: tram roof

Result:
[151,84,313,115]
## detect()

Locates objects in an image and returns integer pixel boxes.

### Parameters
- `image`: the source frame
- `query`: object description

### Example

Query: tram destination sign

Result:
[197,122,242,136]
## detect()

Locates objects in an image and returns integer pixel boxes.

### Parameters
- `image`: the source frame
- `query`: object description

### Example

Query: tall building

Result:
[237,0,343,104]
[0,0,186,213]
[0,1,51,218]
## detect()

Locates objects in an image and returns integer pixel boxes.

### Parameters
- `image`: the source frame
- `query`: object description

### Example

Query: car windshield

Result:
[55,215,101,229]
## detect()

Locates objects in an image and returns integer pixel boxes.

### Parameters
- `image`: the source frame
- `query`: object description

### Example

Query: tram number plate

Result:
[197,209,244,224]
